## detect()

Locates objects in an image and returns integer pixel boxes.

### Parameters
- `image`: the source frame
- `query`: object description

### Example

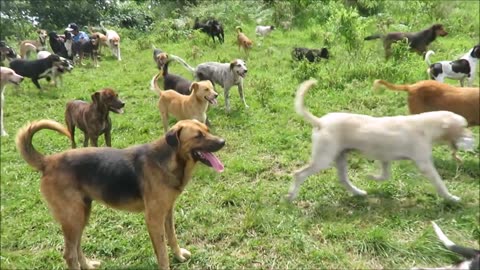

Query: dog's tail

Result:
[236,26,243,33]
[364,34,383,41]
[87,25,94,35]
[295,79,321,127]
[99,21,107,34]
[169,54,195,75]
[15,120,71,172]
[150,72,163,94]
[425,50,435,66]
[373,79,411,93]
[431,221,480,259]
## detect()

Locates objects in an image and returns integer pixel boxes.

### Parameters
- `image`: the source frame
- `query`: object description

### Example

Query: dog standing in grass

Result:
[16,119,225,270]
[1,67,24,136]
[236,26,253,55]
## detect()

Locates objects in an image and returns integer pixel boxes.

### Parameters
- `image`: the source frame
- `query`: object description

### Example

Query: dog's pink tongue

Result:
[203,152,224,172]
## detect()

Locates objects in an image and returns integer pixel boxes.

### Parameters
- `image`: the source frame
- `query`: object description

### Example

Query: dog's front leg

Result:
[368,161,391,181]
[1,89,7,136]
[237,83,249,109]
[145,199,170,269]
[165,207,191,262]
[336,152,367,196]
[415,159,460,202]
[104,128,112,147]
[32,78,42,90]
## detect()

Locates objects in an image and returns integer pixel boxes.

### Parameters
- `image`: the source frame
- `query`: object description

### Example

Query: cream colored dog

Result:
[151,72,218,132]
[287,79,473,203]
[1,67,24,136]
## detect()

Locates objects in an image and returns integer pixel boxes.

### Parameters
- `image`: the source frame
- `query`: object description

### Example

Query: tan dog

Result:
[88,26,108,54]
[20,29,48,59]
[100,21,121,61]
[288,79,473,203]
[373,79,479,161]
[65,88,125,148]
[150,72,218,132]
[16,119,225,270]
[1,67,24,136]
[236,26,253,55]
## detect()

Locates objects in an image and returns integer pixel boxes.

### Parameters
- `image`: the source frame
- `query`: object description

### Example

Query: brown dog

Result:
[373,79,479,161]
[15,119,226,270]
[65,88,125,148]
[365,24,448,59]
[150,72,218,132]
[19,29,48,59]
[236,27,253,55]
[88,26,108,54]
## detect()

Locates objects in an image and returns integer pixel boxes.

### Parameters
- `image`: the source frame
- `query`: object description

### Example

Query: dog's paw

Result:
[447,195,461,203]
[285,192,297,202]
[352,189,367,196]
[81,258,101,269]
[1,130,8,137]
[367,174,386,181]
[175,248,191,262]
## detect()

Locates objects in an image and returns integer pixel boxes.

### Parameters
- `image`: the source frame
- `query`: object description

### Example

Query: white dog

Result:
[255,25,275,36]
[287,79,473,202]
[172,55,248,112]
[425,44,480,86]
[100,21,121,61]
[1,67,24,136]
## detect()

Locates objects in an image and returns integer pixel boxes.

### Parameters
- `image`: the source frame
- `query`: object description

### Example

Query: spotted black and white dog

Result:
[425,44,480,87]
[412,221,479,270]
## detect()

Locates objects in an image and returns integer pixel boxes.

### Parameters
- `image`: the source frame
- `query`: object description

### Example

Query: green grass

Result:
[1,1,479,269]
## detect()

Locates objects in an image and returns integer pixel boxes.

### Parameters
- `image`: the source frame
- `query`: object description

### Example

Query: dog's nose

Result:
[120,102,125,108]
[218,139,225,147]
[214,94,218,98]
[244,70,248,73]
[19,77,24,82]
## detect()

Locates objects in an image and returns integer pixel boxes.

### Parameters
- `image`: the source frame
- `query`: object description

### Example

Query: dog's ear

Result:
[37,29,41,34]
[190,82,199,92]
[230,60,236,70]
[165,126,183,147]
[91,92,101,103]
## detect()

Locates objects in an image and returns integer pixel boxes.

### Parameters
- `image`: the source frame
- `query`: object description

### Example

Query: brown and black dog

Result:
[15,119,225,270]
[365,24,448,59]
[88,26,108,55]
[236,27,253,56]
[72,34,100,67]
[65,88,125,148]
[373,79,479,161]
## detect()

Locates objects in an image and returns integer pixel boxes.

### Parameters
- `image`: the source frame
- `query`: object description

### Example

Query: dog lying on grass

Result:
[411,221,480,270]
[287,79,473,203]
[16,119,225,270]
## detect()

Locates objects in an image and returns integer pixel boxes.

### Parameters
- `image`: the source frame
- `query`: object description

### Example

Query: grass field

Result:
[1,1,479,269]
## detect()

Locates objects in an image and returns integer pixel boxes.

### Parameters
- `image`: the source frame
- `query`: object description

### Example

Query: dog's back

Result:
[163,61,192,95]
[9,57,55,78]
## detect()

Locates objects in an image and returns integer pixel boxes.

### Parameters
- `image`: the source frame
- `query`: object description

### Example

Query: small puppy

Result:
[65,88,125,148]
[287,79,473,203]
[19,29,48,59]
[150,72,218,132]
[1,67,24,136]
[411,221,480,270]
[152,46,169,70]
[425,44,480,86]
[255,25,275,36]
[9,54,63,89]
[292,47,329,62]
[72,34,99,67]
[37,51,74,87]
[236,27,253,55]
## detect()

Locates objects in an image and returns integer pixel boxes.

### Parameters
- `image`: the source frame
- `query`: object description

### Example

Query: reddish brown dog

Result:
[374,79,479,161]
[236,27,253,56]
[65,88,125,148]
[16,119,225,270]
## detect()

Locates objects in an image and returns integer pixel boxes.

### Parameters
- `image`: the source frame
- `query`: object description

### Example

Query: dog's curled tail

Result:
[150,72,163,94]
[373,79,410,93]
[236,26,243,33]
[15,120,70,172]
[431,221,480,259]
[295,79,321,127]
[364,34,383,41]
[425,50,435,66]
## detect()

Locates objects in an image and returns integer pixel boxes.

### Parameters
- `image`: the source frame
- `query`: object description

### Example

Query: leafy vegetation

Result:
[1,0,479,269]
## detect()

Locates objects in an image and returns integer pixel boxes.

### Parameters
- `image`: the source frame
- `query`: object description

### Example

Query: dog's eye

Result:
[196,133,204,138]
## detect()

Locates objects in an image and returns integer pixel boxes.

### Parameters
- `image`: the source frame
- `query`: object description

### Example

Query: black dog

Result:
[72,35,99,67]
[48,31,73,60]
[0,41,19,65]
[163,59,192,95]
[292,47,329,63]
[193,18,225,44]
[9,54,63,89]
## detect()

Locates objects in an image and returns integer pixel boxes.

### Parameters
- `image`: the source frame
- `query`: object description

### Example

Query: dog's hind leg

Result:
[165,207,191,262]
[287,140,337,201]
[32,78,42,90]
[415,159,460,202]
[335,151,367,196]
[76,199,101,269]
[368,161,391,181]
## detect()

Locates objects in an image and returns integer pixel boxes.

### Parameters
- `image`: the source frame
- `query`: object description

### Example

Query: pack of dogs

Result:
[1,16,478,270]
